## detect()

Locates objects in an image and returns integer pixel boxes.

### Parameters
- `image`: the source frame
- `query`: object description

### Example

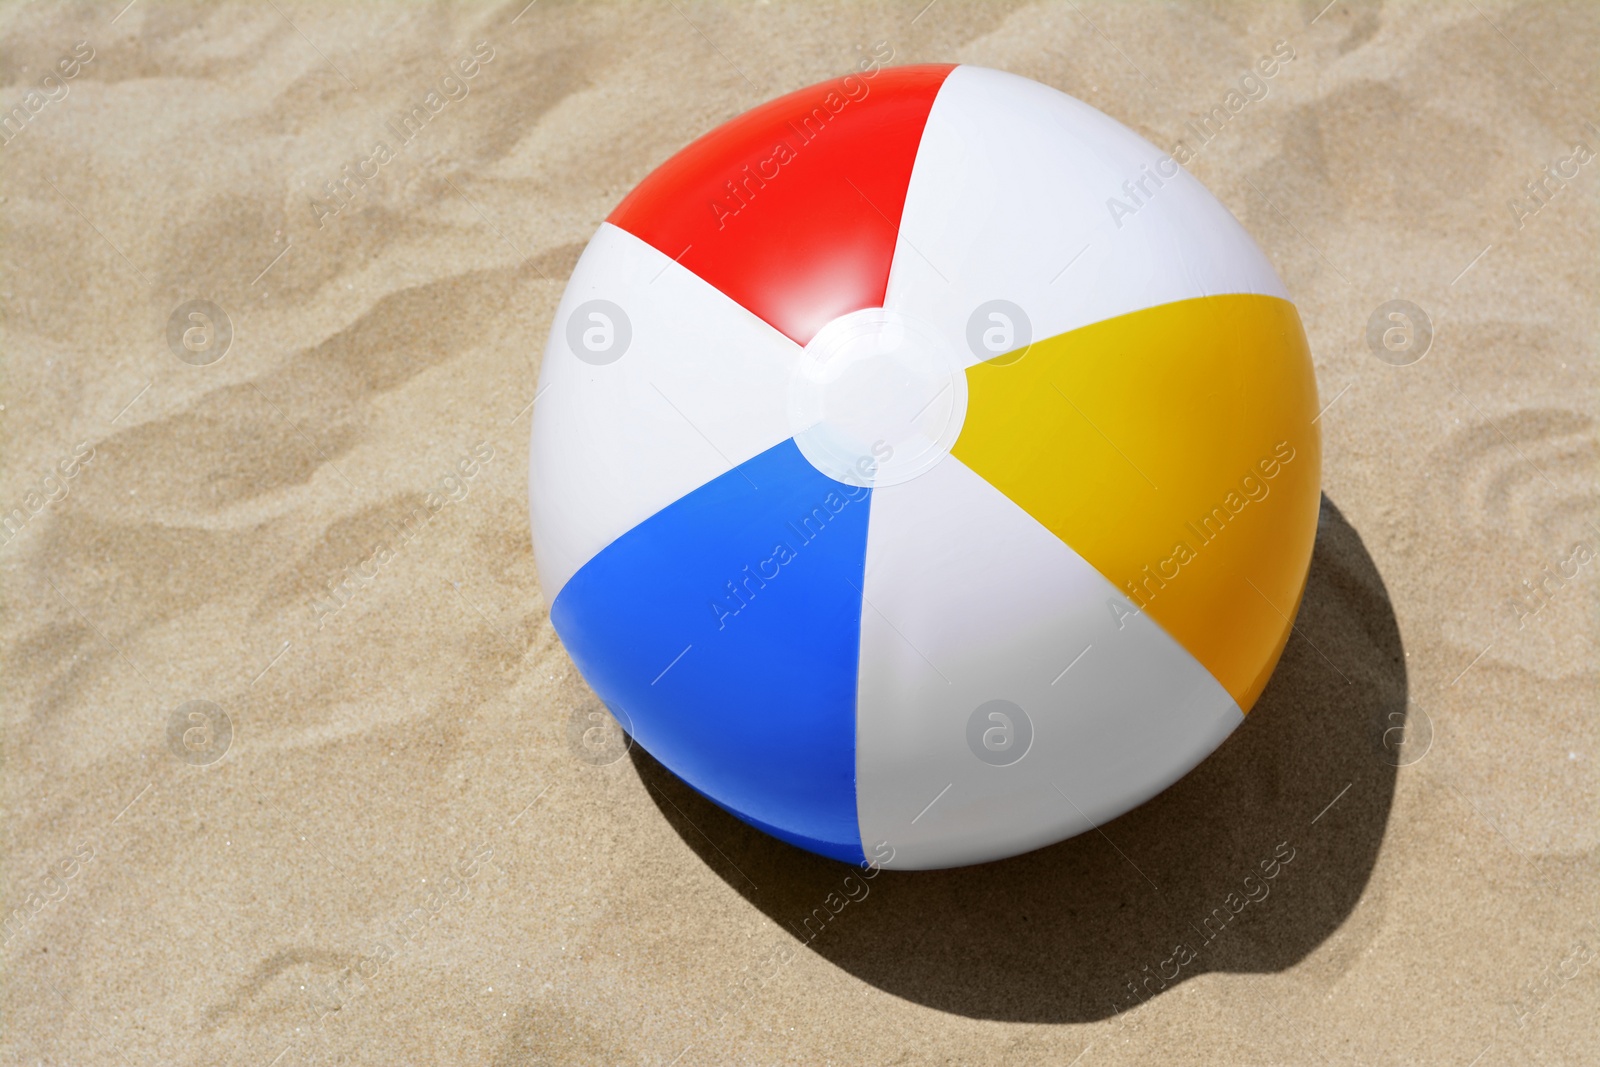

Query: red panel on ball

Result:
[607,65,955,347]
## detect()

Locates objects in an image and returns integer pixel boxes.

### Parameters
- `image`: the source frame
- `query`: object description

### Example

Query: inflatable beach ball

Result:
[531,65,1320,870]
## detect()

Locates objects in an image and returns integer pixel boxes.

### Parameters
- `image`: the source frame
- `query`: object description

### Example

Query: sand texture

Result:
[3,1,1597,1063]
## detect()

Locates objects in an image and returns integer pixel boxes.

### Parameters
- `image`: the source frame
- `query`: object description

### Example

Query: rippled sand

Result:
[2,2,1596,1063]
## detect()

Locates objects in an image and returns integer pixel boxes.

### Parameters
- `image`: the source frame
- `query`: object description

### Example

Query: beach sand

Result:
[2,1,1596,1063]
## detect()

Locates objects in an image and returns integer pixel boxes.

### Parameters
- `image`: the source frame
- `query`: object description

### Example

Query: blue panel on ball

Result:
[551,438,871,864]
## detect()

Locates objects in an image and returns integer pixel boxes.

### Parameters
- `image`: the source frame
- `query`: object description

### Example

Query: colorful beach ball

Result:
[530,65,1320,869]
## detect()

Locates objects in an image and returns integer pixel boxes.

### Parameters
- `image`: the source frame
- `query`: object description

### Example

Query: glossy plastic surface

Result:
[608,65,954,346]
[550,439,871,863]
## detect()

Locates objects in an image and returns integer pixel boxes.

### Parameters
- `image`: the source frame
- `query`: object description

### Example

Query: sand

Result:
[2,1,1597,1063]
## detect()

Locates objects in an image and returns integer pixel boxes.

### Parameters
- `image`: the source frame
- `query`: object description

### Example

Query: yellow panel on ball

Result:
[951,293,1321,712]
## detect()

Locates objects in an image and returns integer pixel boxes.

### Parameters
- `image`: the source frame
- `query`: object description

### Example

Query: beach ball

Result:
[531,65,1320,869]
